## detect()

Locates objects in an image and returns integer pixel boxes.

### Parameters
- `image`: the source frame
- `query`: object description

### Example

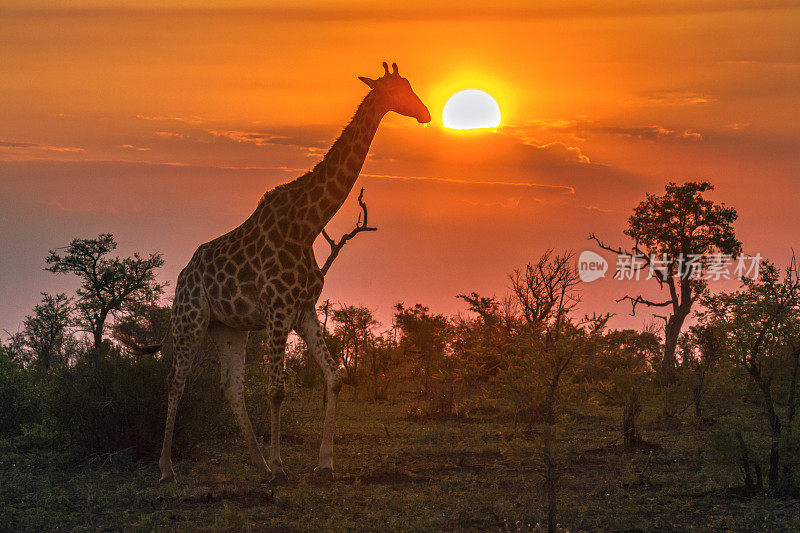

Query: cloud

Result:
[136,114,207,124]
[0,140,84,153]
[462,197,521,209]
[576,203,625,214]
[208,130,331,157]
[119,144,150,151]
[362,173,575,194]
[0,141,37,148]
[209,130,290,147]
[725,122,751,131]
[507,120,703,143]
[208,127,334,154]
[153,131,185,139]
[638,90,717,105]
[535,141,591,163]
[588,125,703,142]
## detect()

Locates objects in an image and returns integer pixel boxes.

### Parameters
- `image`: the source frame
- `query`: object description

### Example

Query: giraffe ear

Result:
[358,76,376,89]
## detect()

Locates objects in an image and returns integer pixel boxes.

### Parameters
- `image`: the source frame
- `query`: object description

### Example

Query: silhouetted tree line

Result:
[2,181,800,530]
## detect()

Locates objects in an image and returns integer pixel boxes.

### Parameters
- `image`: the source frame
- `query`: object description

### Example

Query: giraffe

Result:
[127,62,430,484]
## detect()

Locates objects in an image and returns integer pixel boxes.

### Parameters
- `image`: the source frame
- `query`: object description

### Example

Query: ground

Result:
[2,389,799,531]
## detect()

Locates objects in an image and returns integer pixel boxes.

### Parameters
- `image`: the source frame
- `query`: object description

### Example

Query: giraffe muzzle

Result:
[417,107,432,124]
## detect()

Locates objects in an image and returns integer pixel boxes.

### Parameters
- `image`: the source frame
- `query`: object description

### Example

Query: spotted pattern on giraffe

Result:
[156,62,431,485]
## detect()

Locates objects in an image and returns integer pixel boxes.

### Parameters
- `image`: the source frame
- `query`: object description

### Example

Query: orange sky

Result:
[2,1,799,334]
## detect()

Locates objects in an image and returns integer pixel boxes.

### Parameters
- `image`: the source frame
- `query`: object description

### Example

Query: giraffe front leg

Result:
[296,305,343,479]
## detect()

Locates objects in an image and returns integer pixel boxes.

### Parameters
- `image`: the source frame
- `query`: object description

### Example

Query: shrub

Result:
[42,344,303,459]
[44,347,235,458]
[0,348,42,436]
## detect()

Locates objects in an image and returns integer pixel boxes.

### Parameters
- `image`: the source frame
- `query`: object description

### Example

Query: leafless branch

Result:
[320,188,377,275]
[587,232,667,287]
[615,294,672,316]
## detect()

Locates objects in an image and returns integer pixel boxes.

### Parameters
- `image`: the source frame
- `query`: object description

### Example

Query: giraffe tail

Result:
[115,330,163,356]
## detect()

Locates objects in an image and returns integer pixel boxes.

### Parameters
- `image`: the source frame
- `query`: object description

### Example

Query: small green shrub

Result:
[0,349,41,436]
[44,348,235,458]
[42,346,303,459]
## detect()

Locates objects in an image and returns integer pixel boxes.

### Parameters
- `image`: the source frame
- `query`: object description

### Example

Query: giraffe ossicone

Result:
[124,62,430,484]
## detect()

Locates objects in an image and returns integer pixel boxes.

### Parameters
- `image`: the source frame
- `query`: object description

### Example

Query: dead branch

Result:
[615,294,673,317]
[587,232,665,287]
[320,188,377,275]
[588,233,682,319]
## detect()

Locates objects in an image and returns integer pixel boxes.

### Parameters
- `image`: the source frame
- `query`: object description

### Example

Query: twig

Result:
[321,188,377,275]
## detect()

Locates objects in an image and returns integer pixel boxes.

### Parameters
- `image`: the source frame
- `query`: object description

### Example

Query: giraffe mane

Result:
[256,92,374,208]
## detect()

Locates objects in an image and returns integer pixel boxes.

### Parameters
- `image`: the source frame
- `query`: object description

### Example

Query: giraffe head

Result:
[359,62,431,124]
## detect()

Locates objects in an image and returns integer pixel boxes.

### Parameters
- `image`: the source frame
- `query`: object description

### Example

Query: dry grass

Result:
[1,389,798,531]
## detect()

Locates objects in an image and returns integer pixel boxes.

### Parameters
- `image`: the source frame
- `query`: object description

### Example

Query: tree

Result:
[501,249,609,533]
[453,292,517,380]
[22,292,74,372]
[45,234,166,350]
[503,250,587,429]
[114,302,173,357]
[394,303,452,397]
[699,260,800,495]
[590,181,740,377]
[677,324,725,420]
[591,328,660,449]
[329,304,379,388]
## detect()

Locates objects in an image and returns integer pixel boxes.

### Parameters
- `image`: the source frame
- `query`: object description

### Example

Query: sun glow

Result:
[442,89,502,130]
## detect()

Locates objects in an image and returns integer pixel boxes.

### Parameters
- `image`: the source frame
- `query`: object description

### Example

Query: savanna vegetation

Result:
[2,181,800,531]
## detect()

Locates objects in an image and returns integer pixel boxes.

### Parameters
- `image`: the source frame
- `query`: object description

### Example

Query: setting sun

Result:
[442,89,501,130]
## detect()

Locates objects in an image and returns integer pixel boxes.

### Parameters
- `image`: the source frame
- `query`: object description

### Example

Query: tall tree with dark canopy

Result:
[22,292,73,372]
[590,181,740,376]
[45,234,165,350]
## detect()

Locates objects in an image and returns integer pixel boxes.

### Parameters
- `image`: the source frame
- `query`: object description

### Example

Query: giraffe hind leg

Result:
[265,321,291,484]
[159,315,208,483]
[158,278,210,483]
[209,322,273,481]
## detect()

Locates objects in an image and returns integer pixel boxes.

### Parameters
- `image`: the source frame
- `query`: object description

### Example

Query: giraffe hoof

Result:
[269,472,289,486]
[314,467,334,482]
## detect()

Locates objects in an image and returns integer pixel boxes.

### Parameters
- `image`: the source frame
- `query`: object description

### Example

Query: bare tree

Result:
[320,188,377,275]
[504,249,608,533]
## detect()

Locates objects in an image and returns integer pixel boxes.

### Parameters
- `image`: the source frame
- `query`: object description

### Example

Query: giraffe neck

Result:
[299,92,386,236]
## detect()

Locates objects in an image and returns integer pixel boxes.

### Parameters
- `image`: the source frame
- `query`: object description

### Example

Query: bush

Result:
[404,372,481,420]
[42,344,303,459]
[44,347,235,458]
[0,349,42,436]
